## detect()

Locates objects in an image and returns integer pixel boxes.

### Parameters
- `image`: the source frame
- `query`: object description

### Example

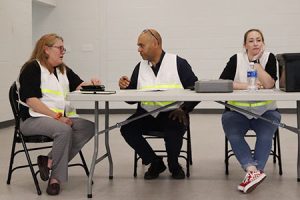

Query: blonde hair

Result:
[23,33,66,74]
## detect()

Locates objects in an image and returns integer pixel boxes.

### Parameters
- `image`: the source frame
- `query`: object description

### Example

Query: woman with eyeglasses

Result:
[219,29,281,193]
[18,33,100,195]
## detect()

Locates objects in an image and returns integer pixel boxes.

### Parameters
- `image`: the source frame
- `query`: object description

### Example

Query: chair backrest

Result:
[276,53,300,92]
[9,82,20,126]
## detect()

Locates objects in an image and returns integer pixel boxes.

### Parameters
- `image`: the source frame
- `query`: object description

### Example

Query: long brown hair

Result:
[22,33,66,74]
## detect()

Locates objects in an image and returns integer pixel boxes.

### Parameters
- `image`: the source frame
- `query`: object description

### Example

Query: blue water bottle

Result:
[247,62,257,91]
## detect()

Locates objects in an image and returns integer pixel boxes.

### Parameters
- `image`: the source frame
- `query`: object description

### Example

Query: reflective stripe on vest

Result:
[66,111,77,117]
[50,108,64,113]
[141,84,182,107]
[41,88,63,96]
[228,100,274,107]
[50,108,76,117]
[141,101,175,107]
[140,84,183,90]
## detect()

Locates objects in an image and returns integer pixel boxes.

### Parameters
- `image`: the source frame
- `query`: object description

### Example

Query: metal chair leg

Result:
[79,150,90,176]
[7,131,18,185]
[225,136,229,175]
[133,151,138,177]
[20,136,42,195]
[276,130,283,175]
[273,130,277,163]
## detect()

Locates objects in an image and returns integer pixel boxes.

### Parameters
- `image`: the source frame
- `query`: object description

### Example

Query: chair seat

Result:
[133,114,192,178]
[16,135,53,143]
[144,131,165,138]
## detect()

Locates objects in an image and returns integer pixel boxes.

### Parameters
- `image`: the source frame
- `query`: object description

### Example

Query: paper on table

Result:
[137,88,168,92]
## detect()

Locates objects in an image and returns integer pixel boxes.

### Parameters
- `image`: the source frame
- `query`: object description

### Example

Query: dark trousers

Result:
[120,110,186,170]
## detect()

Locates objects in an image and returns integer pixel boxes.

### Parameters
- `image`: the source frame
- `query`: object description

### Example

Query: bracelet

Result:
[252,59,260,64]
[54,112,63,120]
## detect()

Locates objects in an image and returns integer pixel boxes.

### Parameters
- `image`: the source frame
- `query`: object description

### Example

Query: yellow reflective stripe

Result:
[228,100,274,107]
[66,111,77,116]
[141,101,175,106]
[50,108,64,113]
[140,84,183,90]
[41,89,63,96]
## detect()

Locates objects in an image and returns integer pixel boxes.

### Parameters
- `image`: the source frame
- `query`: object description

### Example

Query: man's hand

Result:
[119,76,130,89]
[168,108,187,125]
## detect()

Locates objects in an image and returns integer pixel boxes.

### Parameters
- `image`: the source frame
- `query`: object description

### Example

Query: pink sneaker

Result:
[237,171,266,193]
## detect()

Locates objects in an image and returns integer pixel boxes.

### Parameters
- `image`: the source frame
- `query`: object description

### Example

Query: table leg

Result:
[87,101,99,198]
[105,101,113,179]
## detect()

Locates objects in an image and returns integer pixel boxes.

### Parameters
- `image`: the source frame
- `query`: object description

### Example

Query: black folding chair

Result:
[225,128,282,175]
[133,115,192,177]
[6,82,89,195]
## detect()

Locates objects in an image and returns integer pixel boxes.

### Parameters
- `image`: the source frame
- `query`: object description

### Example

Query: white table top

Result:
[67,89,300,102]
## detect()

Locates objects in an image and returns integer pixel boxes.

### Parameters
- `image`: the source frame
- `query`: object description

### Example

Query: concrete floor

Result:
[0,113,299,200]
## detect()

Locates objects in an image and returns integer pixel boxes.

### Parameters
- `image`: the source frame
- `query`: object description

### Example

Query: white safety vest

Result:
[228,52,277,119]
[137,53,183,117]
[29,61,78,118]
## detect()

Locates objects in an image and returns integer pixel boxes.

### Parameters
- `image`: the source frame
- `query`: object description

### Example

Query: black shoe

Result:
[171,166,185,179]
[144,158,166,180]
[37,155,50,181]
[46,182,60,195]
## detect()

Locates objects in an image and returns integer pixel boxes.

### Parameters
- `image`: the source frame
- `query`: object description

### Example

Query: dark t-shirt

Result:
[18,60,83,120]
[219,53,277,81]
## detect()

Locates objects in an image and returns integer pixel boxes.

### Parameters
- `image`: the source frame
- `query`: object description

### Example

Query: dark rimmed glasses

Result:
[143,29,159,44]
[51,45,66,53]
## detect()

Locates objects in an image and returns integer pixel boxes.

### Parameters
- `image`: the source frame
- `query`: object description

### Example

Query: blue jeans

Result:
[222,110,281,171]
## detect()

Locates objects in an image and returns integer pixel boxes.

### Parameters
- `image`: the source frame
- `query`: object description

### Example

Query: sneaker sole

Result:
[237,185,244,192]
[243,174,266,193]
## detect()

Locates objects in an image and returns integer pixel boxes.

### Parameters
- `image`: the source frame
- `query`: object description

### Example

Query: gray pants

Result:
[20,117,94,182]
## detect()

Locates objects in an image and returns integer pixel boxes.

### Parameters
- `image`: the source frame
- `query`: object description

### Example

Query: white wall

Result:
[0,0,32,122]
[32,0,300,110]
[1,0,300,122]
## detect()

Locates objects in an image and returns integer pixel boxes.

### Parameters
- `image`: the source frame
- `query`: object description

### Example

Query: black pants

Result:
[120,109,186,171]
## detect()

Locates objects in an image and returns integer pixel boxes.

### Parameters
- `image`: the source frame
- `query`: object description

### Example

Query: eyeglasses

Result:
[142,29,159,44]
[51,46,66,52]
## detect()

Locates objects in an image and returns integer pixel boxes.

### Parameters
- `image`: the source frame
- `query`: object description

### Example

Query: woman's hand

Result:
[90,78,101,85]
[57,116,73,126]
[256,80,264,89]
[252,45,265,61]
[77,78,101,90]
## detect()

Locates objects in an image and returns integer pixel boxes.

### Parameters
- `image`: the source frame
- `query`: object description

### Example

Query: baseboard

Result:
[0,119,14,128]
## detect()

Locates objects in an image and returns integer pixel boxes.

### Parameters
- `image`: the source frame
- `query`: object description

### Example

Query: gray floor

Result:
[0,113,300,200]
